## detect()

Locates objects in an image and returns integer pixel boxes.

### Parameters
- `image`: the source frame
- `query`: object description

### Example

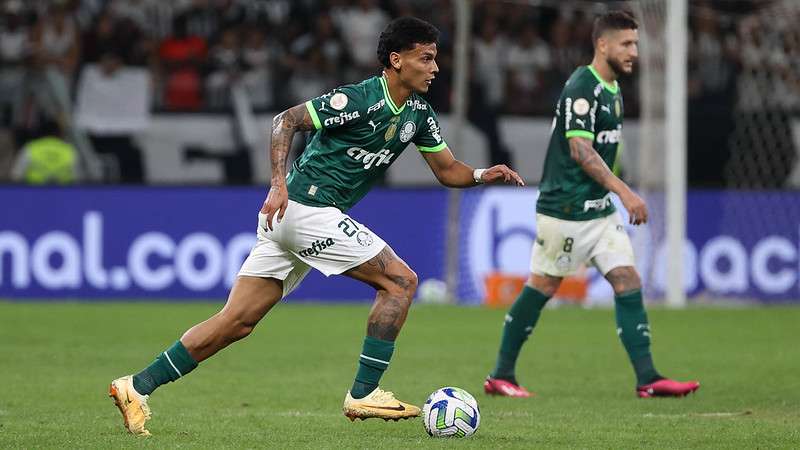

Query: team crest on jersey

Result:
[399,121,416,143]
[330,92,348,110]
[356,230,373,247]
[384,116,400,141]
[615,98,621,117]
[573,98,590,115]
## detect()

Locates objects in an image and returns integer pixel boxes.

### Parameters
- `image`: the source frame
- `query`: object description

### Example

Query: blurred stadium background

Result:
[1,0,798,306]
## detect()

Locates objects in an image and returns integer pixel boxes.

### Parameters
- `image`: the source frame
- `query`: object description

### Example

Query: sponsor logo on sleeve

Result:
[323,110,360,127]
[596,124,623,144]
[426,117,442,143]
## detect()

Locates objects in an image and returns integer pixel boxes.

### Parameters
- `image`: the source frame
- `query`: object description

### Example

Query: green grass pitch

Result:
[1,301,798,449]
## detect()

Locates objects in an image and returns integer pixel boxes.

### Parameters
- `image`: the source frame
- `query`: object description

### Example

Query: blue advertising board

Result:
[0,187,446,301]
[2,186,798,302]
[457,187,800,303]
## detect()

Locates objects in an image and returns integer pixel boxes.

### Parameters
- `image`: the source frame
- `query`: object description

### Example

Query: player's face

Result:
[397,43,439,93]
[604,29,639,76]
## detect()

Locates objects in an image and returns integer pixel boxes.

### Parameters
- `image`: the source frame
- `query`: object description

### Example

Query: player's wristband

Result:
[473,168,487,184]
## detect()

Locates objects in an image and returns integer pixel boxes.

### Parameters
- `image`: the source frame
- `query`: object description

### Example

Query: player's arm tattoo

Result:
[270,104,315,185]
[568,137,624,193]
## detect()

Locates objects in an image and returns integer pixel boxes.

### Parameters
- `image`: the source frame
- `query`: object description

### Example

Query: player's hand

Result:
[620,190,648,225]
[481,165,525,186]
[260,184,289,231]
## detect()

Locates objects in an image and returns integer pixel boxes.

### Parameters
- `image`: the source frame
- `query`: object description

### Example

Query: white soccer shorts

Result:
[530,211,635,277]
[238,200,386,296]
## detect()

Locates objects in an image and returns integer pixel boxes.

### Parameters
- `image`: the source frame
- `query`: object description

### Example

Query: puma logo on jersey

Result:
[600,105,611,114]
[368,120,381,133]
[347,147,395,169]
[575,118,586,128]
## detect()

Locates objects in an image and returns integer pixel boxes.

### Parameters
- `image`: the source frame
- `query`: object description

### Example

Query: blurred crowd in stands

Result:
[0,0,616,117]
[0,0,797,185]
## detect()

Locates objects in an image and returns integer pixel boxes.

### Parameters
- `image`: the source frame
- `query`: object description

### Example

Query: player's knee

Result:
[398,268,418,299]
[230,319,257,341]
[218,311,258,341]
[384,268,418,301]
[606,266,641,293]
[527,273,561,297]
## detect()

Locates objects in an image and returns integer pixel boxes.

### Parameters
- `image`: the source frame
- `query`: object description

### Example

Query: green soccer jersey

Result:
[285,75,448,211]
[537,65,624,221]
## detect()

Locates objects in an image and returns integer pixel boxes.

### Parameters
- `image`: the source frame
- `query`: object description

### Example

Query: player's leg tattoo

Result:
[345,243,419,339]
[357,246,418,340]
[367,294,406,340]
[361,245,391,274]
[345,245,418,398]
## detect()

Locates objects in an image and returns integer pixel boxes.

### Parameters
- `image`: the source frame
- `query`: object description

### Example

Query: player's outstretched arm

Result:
[568,136,647,225]
[261,104,316,231]
[421,147,524,187]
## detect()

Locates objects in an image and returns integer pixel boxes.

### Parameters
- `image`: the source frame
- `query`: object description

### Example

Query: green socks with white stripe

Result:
[350,336,395,399]
[132,340,198,395]
[615,289,662,386]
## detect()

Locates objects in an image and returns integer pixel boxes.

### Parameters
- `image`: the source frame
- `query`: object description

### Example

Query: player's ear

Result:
[390,52,402,71]
[596,36,608,55]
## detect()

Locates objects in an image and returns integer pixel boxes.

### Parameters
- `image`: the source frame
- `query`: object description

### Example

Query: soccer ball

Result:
[417,278,449,304]
[422,387,480,438]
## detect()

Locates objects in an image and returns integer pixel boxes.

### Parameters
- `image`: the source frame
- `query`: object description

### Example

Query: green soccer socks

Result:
[491,286,551,381]
[615,290,662,386]
[132,340,198,395]
[350,336,395,399]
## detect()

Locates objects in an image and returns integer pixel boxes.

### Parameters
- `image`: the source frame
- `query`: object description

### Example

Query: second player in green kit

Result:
[485,11,700,399]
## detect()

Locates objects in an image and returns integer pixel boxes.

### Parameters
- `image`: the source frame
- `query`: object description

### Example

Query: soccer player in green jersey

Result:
[109,17,523,436]
[484,11,700,399]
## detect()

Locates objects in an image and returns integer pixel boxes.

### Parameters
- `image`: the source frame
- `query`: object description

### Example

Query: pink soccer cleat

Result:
[484,377,533,398]
[637,378,700,398]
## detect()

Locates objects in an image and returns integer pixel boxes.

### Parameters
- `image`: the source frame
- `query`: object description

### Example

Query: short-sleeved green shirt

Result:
[537,65,624,221]
[285,75,447,211]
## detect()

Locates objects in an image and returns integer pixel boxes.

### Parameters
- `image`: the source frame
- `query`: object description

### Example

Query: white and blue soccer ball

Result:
[422,387,480,438]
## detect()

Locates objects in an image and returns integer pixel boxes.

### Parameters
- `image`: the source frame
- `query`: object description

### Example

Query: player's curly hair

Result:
[377,17,440,68]
[592,10,638,45]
